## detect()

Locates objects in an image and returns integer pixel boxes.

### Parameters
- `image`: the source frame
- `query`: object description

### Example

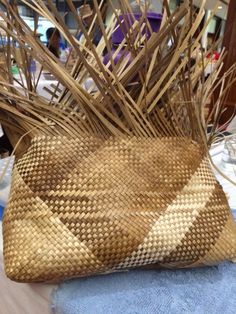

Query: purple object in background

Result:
[29,60,36,73]
[103,12,162,68]
[112,12,162,44]
[103,49,132,68]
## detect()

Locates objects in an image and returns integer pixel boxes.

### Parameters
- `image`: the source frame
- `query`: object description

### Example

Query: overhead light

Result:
[218,5,223,9]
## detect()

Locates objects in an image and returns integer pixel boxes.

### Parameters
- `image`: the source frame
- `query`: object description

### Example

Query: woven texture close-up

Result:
[3,136,236,282]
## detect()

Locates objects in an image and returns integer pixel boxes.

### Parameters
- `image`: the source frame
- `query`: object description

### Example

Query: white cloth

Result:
[227,116,236,134]
[0,124,3,138]
[210,141,236,209]
[13,73,59,100]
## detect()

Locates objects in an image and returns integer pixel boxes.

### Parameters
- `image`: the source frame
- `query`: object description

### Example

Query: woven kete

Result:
[3,136,236,282]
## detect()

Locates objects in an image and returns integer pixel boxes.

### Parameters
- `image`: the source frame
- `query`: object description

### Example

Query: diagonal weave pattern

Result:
[3,136,236,282]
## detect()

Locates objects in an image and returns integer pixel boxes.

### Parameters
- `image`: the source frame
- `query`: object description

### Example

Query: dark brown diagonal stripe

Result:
[27,137,204,267]
[7,136,234,283]
[161,185,230,267]
[18,137,105,193]
[77,138,202,267]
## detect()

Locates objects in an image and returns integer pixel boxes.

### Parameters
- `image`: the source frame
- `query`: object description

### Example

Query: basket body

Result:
[3,136,236,282]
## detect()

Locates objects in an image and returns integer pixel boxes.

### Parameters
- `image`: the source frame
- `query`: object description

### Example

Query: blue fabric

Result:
[0,156,14,220]
[52,262,236,314]
[232,208,236,220]
[0,204,4,220]
[52,208,236,314]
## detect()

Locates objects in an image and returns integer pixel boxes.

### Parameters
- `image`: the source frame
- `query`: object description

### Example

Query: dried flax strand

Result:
[0,0,233,151]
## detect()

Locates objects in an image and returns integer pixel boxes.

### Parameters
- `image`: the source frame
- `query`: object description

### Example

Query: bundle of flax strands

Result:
[0,0,236,283]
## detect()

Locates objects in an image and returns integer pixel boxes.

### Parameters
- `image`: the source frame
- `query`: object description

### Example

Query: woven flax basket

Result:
[3,135,236,282]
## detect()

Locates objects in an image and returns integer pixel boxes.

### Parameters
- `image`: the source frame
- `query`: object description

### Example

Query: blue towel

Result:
[52,209,236,314]
[52,262,236,314]
[0,205,4,220]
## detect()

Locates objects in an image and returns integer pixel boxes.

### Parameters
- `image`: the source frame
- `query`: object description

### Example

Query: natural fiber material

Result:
[3,136,236,282]
[1,0,236,282]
